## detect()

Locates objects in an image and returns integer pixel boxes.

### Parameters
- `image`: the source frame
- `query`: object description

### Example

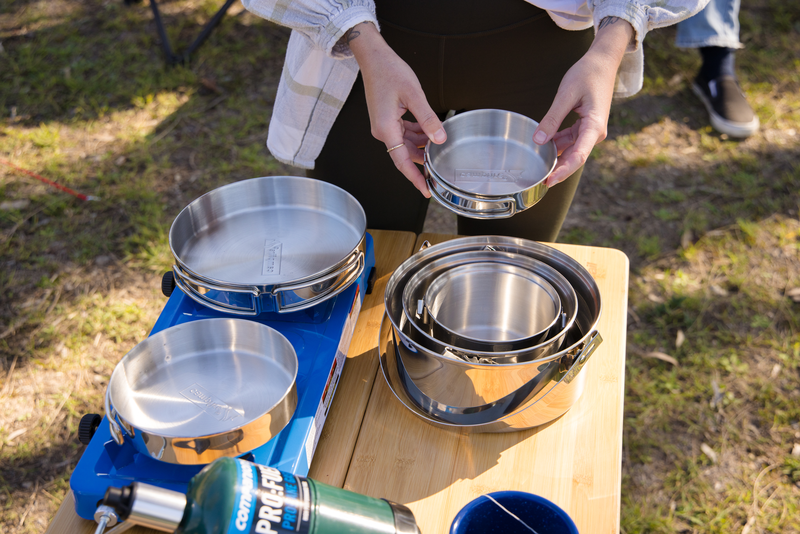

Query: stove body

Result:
[70,234,375,520]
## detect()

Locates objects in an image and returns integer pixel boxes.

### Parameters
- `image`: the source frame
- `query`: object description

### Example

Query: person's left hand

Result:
[533,17,634,187]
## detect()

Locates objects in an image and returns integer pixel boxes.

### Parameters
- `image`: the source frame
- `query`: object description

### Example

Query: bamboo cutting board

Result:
[343,233,629,534]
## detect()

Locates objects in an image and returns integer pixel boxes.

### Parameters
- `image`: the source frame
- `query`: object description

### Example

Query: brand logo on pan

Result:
[180,383,244,422]
[454,169,523,183]
[262,240,282,275]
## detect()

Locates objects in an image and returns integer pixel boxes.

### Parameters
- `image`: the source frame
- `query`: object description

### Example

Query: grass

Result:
[1,0,799,533]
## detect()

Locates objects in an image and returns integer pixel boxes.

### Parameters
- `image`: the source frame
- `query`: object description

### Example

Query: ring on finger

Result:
[386,143,405,153]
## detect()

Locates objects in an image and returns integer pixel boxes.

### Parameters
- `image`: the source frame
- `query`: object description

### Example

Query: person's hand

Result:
[347,22,446,197]
[533,17,634,187]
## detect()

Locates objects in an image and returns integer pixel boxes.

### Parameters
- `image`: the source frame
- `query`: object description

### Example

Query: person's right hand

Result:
[347,22,446,197]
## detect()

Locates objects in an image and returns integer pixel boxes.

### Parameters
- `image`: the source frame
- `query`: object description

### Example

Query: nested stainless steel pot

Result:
[424,109,557,219]
[401,251,575,354]
[169,176,366,315]
[105,318,298,464]
[379,304,601,432]
[382,236,602,428]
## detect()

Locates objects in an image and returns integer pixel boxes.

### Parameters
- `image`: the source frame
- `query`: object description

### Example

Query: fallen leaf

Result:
[6,428,27,441]
[642,351,679,366]
[788,287,800,303]
[711,378,723,408]
[771,364,782,379]
[647,293,665,304]
[742,516,756,534]
[200,77,223,94]
[0,199,30,210]
[681,228,694,249]
[701,443,718,463]
[711,285,729,297]
[676,329,685,349]
[792,443,800,457]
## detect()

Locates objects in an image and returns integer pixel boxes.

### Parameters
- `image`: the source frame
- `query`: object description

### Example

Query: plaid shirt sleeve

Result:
[241,0,378,168]
[591,0,711,96]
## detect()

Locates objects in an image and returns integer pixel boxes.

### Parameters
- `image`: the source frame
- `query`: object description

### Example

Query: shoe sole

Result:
[691,82,760,138]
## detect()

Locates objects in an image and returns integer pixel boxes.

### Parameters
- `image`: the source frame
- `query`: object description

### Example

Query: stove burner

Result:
[70,234,375,521]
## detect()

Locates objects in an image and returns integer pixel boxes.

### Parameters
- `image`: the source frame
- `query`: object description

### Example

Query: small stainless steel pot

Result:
[402,252,572,353]
[424,109,557,219]
[169,176,366,315]
[105,318,298,464]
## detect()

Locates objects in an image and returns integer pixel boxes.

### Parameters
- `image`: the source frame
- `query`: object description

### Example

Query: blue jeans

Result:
[675,0,743,49]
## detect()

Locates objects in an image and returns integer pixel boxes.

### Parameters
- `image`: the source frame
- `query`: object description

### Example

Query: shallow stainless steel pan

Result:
[105,318,297,464]
[169,176,366,314]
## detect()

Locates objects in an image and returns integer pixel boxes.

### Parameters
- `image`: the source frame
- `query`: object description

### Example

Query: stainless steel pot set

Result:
[381,236,603,432]
[105,177,368,464]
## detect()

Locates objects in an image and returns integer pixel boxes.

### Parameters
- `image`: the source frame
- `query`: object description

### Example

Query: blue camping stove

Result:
[69,234,376,521]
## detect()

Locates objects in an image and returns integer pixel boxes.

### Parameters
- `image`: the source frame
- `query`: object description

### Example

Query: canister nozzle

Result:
[103,482,187,533]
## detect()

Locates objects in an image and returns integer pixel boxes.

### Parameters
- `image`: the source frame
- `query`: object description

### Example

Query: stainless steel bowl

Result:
[396,249,577,363]
[402,251,574,354]
[106,318,298,464]
[424,262,560,346]
[424,109,557,219]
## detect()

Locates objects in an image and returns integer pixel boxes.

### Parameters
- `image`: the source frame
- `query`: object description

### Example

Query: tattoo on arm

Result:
[344,24,363,45]
[598,16,621,30]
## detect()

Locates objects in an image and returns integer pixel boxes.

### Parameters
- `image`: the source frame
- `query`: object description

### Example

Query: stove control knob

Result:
[78,413,102,445]
[162,271,176,297]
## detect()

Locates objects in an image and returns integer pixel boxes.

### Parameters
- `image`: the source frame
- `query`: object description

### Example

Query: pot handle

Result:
[273,249,365,312]
[424,153,517,219]
[563,330,603,384]
[172,265,261,316]
[428,177,517,219]
[104,387,125,446]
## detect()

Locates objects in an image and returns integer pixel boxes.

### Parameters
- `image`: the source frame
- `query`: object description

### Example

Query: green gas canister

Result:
[102,457,420,534]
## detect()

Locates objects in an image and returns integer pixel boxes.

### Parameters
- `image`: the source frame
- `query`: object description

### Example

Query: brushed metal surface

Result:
[170,176,366,285]
[379,312,602,432]
[107,318,298,464]
[397,249,577,360]
[428,110,556,197]
[423,262,561,345]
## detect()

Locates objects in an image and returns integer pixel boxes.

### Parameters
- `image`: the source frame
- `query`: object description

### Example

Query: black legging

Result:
[307,0,595,241]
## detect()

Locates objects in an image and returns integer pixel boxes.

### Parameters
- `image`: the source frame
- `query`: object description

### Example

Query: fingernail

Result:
[432,128,447,144]
[533,131,547,144]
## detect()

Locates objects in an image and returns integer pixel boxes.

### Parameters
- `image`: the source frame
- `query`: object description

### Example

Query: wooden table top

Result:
[46,230,629,534]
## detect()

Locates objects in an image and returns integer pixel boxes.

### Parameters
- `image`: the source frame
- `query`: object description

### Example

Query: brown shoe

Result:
[692,75,759,138]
